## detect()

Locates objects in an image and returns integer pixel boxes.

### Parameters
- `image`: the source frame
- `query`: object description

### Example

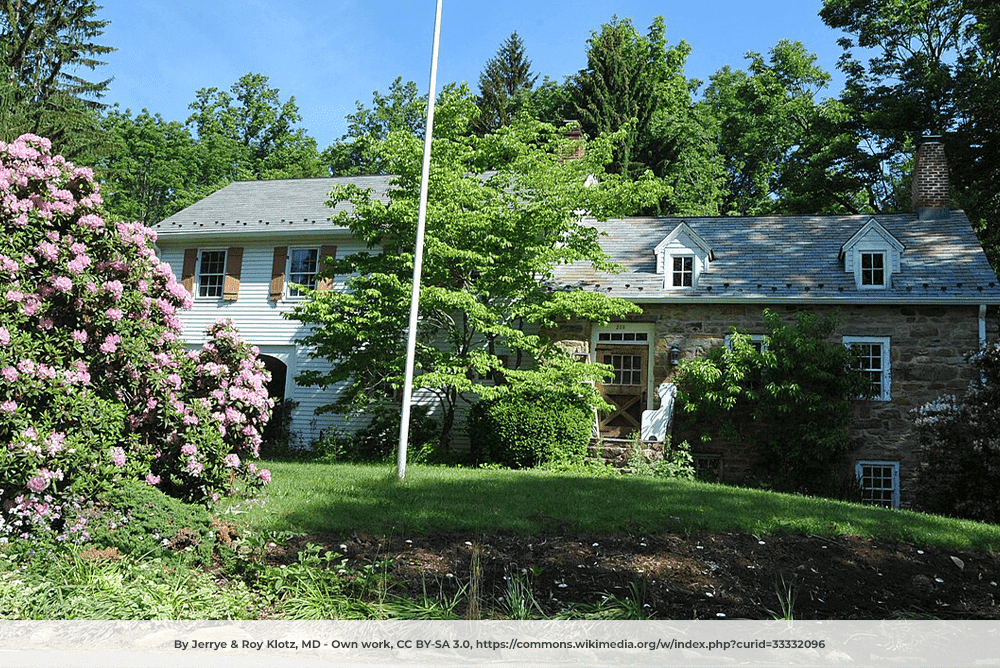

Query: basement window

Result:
[856,460,900,508]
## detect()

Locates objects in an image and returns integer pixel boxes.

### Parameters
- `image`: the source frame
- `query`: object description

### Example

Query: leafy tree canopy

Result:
[185,72,324,183]
[292,91,667,450]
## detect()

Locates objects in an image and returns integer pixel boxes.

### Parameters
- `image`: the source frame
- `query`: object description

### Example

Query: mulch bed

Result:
[263,531,1000,619]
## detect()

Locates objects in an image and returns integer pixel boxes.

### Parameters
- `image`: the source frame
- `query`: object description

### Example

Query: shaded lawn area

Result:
[233,461,1000,553]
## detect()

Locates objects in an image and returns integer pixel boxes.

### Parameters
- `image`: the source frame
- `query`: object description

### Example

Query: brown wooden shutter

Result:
[181,248,198,294]
[269,246,287,301]
[222,246,243,301]
[317,244,338,291]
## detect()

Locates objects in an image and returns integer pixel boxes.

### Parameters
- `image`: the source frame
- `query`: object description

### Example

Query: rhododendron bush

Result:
[0,134,272,529]
[914,342,1000,523]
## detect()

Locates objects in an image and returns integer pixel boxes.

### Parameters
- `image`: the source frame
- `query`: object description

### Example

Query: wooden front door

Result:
[596,344,648,438]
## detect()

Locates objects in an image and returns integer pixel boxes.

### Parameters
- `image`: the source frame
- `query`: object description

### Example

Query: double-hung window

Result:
[844,336,891,401]
[288,248,319,297]
[197,249,227,298]
[672,256,694,288]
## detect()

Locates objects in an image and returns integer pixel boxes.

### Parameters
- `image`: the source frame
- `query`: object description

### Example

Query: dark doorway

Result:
[258,354,287,401]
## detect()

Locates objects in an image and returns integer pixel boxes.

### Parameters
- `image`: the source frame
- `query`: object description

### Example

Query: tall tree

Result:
[97,107,203,225]
[820,0,1000,264]
[292,95,665,451]
[321,78,474,176]
[321,77,427,176]
[700,40,870,215]
[0,0,114,160]
[473,31,538,134]
[185,72,324,184]
[568,15,725,214]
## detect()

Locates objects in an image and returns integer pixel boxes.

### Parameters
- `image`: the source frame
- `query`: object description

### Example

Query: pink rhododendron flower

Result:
[181,443,197,457]
[186,458,203,476]
[71,329,87,343]
[36,241,59,261]
[50,275,72,292]
[110,447,126,467]
[27,476,48,493]
[258,469,271,484]
[145,473,161,485]
[105,307,123,322]
[0,400,17,415]
[0,327,9,345]
[1,367,17,382]
[223,453,240,469]
[99,334,120,354]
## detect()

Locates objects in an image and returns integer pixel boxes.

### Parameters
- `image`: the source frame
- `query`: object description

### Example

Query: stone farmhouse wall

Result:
[553,302,998,503]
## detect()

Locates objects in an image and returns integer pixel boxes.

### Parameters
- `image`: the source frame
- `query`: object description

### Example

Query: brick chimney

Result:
[911,135,950,220]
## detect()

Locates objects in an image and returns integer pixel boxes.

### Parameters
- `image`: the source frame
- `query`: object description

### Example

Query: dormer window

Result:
[841,219,904,291]
[860,252,885,287]
[655,223,714,290]
[672,256,694,287]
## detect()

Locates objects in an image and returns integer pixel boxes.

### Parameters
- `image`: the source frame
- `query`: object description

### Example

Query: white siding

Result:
[158,237,369,447]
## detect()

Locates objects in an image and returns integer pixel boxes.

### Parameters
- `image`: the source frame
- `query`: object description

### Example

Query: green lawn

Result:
[225,460,1000,552]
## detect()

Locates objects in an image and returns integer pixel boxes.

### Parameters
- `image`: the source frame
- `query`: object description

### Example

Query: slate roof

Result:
[555,212,1000,305]
[153,176,392,238]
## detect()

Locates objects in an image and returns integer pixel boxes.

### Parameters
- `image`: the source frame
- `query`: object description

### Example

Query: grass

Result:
[222,460,1000,553]
[4,459,999,620]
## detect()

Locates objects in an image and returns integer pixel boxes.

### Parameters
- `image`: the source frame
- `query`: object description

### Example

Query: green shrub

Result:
[673,309,870,495]
[627,437,696,479]
[312,403,439,462]
[468,386,592,468]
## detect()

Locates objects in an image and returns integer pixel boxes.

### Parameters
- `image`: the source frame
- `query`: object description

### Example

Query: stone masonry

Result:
[554,303,998,504]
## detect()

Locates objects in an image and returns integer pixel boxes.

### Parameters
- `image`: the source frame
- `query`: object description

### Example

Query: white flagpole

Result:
[397,0,443,481]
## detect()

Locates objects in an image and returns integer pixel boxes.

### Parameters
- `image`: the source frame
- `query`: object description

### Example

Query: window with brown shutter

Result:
[317,244,337,291]
[223,246,243,301]
[181,248,198,294]
[269,246,288,301]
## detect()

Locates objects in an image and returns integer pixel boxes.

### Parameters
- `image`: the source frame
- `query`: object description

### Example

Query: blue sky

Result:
[95,0,849,149]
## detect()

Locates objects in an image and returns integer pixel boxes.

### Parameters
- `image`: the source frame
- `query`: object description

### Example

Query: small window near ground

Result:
[860,252,886,287]
[856,460,900,508]
[694,454,721,482]
[197,249,226,298]
[672,256,694,287]
[288,248,319,297]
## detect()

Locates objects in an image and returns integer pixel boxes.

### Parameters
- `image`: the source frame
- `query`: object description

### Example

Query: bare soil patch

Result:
[265,531,1000,619]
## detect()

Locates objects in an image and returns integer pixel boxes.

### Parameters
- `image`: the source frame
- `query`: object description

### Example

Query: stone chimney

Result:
[911,135,951,220]
[561,122,585,161]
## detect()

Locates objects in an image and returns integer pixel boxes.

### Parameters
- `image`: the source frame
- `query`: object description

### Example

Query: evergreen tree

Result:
[474,31,538,134]
[0,0,114,160]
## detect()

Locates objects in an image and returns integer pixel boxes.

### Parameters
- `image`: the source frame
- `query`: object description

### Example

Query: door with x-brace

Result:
[596,344,648,438]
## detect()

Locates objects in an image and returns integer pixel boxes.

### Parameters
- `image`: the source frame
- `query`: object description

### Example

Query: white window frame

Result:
[856,460,900,508]
[859,251,887,289]
[844,336,891,401]
[591,322,656,412]
[286,247,320,298]
[196,248,227,300]
[724,333,768,352]
[671,255,694,288]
